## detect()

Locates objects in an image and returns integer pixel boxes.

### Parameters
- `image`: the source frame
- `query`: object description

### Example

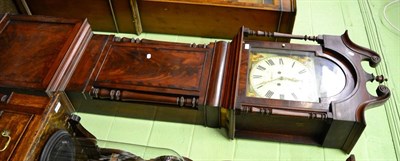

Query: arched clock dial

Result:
[247,54,319,103]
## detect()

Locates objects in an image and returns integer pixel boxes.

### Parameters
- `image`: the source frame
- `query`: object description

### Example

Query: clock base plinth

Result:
[230,109,330,145]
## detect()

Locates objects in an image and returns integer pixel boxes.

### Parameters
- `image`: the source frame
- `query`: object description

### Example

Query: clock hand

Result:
[285,77,301,82]
[256,77,281,87]
[277,76,301,82]
[255,77,301,88]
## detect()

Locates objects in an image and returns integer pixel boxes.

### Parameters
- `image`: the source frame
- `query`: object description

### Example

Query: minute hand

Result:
[256,77,300,88]
[278,76,301,82]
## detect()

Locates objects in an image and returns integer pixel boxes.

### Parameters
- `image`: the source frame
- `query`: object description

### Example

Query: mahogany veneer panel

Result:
[67,35,112,92]
[0,19,72,89]
[94,42,214,97]
[15,0,295,39]
[65,37,219,126]
[138,0,296,39]
[0,14,92,93]
[15,0,139,33]
[21,0,114,31]
[97,45,208,92]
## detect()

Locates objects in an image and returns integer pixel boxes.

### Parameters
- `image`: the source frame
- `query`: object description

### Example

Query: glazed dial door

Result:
[247,49,319,102]
[246,48,347,104]
[248,56,319,102]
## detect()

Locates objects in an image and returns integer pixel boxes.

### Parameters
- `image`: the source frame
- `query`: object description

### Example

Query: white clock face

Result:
[248,55,319,102]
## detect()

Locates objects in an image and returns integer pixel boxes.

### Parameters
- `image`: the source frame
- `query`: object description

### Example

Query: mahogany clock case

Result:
[226,28,391,153]
[0,13,220,127]
[65,35,227,127]
[0,14,391,154]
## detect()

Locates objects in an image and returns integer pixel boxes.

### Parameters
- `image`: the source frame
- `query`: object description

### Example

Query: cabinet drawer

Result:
[0,111,32,160]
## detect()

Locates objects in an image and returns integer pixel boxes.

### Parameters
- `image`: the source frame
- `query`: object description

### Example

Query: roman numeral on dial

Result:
[265,90,274,98]
[265,59,275,66]
[279,58,284,65]
[257,65,266,71]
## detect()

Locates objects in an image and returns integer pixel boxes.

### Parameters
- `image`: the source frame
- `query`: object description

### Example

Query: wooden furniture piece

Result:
[137,0,296,39]
[13,0,141,34]
[0,92,154,161]
[0,13,92,95]
[0,92,77,161]
[14,0,296,40]
[65,27,390,153]
[0,14,390,155]
[0,14,191,161]
[0,13,92,161]
[66,35,227,127]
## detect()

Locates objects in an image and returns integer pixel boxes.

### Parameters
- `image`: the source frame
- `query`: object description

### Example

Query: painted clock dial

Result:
[247,49,319,102]
[246,48,347,104]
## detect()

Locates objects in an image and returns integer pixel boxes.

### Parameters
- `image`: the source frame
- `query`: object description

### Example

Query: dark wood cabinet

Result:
[138,0,296,39]
[14,0,296,39]
[0,92,75,161]
[0,110,32,160]
[14,0,140,34]
[0,14,91,161]
[0,14,92,95]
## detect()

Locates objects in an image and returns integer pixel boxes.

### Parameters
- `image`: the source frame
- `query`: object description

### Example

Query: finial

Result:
[374,75,388,84]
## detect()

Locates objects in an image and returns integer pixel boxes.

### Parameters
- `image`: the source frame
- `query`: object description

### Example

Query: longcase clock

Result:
[63,26,390,153]
[1,14,389,153]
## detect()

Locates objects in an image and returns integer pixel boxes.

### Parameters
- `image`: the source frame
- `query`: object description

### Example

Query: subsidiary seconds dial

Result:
[248,56,319,102]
